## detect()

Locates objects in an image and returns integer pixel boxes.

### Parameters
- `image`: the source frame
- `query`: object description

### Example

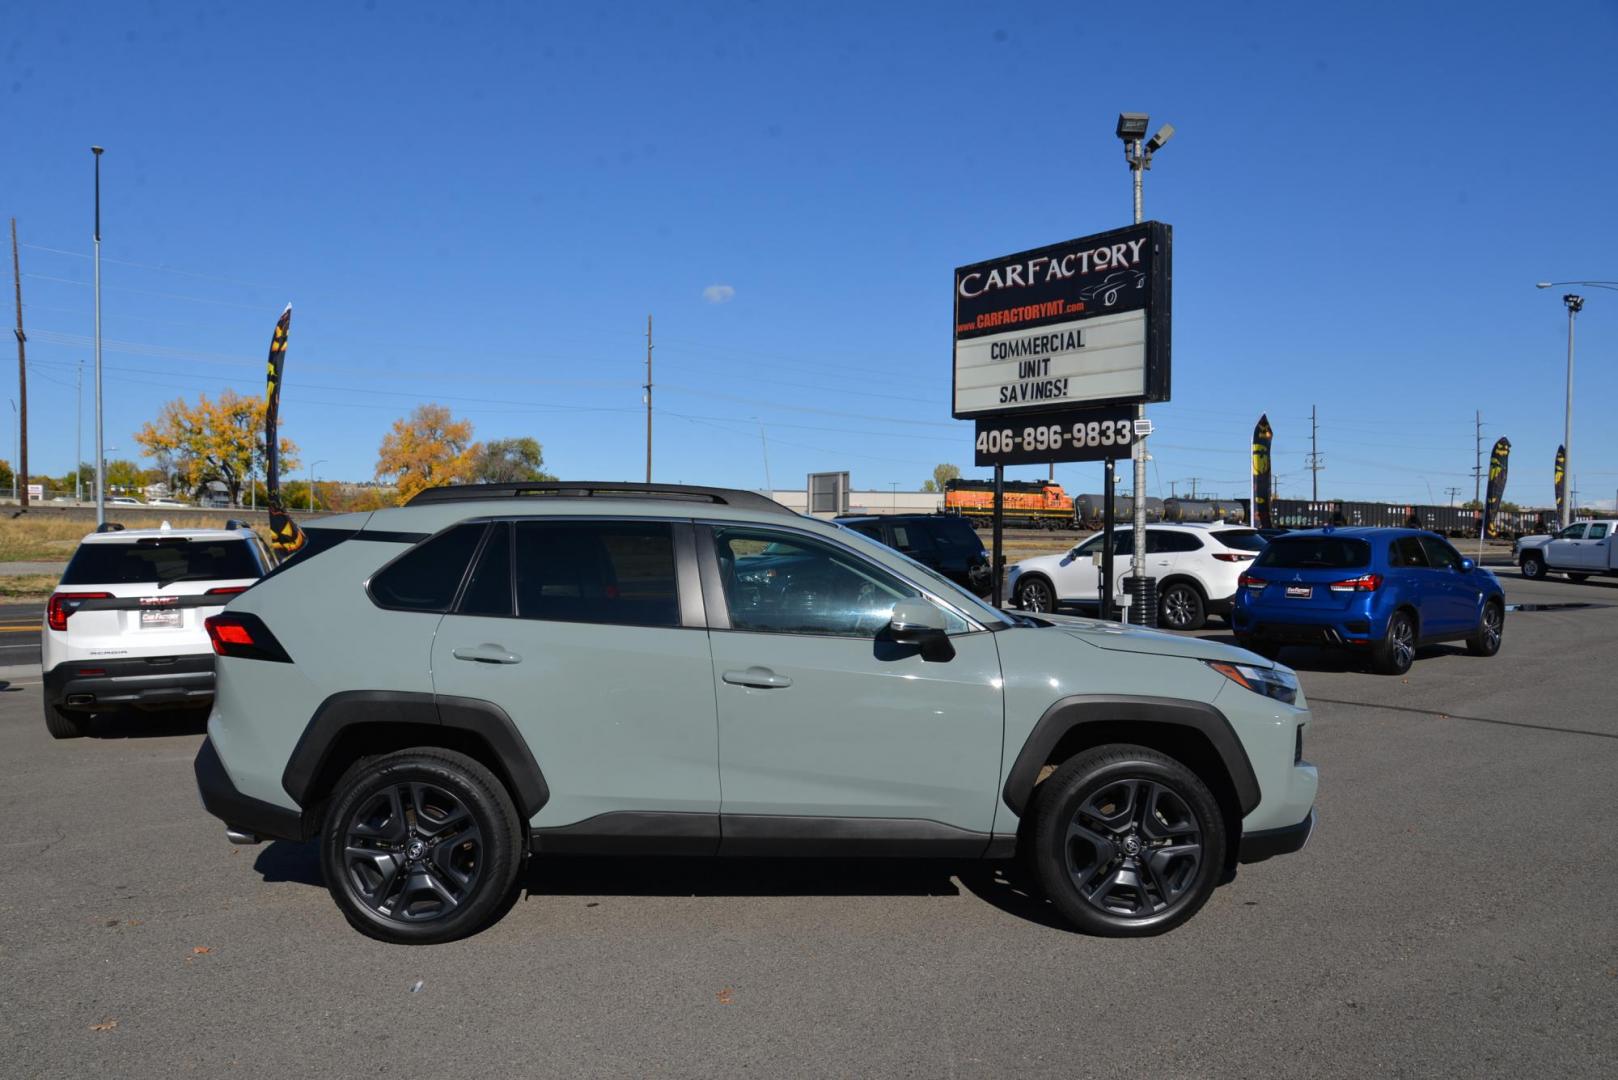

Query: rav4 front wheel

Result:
[1031,744,1225,936]
[321,748,524,945]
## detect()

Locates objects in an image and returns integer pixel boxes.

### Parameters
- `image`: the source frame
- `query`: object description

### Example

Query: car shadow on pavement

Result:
[81,708,211,739]
[254,841,323,886]
[1201,632,1470,674]
[522,855,966,899]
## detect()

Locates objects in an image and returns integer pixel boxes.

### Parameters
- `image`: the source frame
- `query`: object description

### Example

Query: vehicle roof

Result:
[1273,526,1443,539]
[79,526,255,544]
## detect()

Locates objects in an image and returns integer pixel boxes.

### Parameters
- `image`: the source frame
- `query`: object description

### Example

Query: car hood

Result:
[1026,611,1275,666]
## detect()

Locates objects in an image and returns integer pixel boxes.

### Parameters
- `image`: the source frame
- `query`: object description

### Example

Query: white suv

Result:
[1007,524,1265,630]
[43,522,275,738]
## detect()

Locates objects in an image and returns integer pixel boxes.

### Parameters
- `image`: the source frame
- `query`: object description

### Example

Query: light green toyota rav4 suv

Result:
[195,482,1316,944]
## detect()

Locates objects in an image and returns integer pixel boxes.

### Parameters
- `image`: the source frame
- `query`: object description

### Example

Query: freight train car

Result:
[1162,498,1248,524]
[944,479,1073,528]
[1263,500,1552,539]
[1073,494,1164,530]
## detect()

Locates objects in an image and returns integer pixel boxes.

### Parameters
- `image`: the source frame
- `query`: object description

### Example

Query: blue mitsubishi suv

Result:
[1231,527,1505,675]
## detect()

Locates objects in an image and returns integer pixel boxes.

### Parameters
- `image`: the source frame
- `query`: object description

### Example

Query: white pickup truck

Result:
[1515,520,1618,581]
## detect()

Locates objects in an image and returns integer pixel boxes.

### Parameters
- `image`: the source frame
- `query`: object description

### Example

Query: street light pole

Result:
[92,147,105,527]
[1560,294,1581,528]
[309,459,326,511]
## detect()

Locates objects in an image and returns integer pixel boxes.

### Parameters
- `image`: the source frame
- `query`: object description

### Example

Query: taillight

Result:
[1329,573,1383,593]
[1213,552,1256,563]
[46,591,112,632]
[205,585,250,597]
[204,613,292,663]
[1238,574,1267,591]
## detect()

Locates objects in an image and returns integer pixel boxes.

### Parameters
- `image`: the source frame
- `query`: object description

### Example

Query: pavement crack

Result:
[1309,697,1618,741]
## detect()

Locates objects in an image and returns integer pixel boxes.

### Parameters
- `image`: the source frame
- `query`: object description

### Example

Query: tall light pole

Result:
[91,146,105,526]
[1117,113,1173,625]
[1536,282,1614,526]
[309,459,326,511]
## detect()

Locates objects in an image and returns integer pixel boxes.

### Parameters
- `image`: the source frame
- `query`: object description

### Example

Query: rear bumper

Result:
[44,654,215,710]
[1232,600,1381,647]
[194,737,308,842]
[1239,808,1316,863]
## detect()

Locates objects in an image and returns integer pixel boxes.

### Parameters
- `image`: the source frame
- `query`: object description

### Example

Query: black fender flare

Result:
[1002,695,1261,818]
[281,690,549,817]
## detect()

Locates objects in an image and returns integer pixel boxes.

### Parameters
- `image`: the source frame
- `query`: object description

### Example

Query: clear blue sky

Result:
[5,1,1617,509]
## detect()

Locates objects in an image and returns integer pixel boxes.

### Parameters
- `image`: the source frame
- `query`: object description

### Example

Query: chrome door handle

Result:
[452,643,522,665]
[722,666,792,689]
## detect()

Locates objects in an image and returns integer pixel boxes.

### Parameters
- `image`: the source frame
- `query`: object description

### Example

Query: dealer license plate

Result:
[1284,585,1313,599]
[140,607,181,629]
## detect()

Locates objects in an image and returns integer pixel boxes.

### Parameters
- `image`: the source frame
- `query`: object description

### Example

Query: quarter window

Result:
[514,521,679,628]
[369,523,487,612]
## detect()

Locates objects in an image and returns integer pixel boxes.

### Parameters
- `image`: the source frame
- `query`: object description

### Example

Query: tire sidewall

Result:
[1375,611,1416,675]
[1158,583,1206,631]
[1032,747,1226,936]
[1469,600,1503,657]
[321,751,522,945]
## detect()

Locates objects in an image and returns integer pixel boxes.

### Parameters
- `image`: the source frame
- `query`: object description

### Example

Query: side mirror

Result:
[888,598,954,662]
[1460,558,1475,572]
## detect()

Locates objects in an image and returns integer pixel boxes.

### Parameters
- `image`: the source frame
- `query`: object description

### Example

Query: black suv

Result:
[835,514,991,595]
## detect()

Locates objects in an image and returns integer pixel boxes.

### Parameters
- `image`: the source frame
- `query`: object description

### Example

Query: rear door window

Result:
[369,523,488,612]
[1150,531,1203,553]
[931,517,983,552]
[1588,524,1609,541]
[1392,537,1429,568]
[457,523,513,617]
[61,537,263,586]
[886,521,936,558]
[1255,536,1372,570]
[514,521,679,627]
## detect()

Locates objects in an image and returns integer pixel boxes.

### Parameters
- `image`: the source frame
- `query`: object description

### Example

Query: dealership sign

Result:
[952,221,1171,419]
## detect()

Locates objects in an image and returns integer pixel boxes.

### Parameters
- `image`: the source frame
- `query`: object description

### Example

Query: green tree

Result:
[469,436,555,484]
[931,463,961,491]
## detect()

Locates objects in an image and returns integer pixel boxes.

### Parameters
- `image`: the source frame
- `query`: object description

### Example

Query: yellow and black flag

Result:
[263,304,305,555]
[1251,414,1274,529]
[1554,445,1567,523]
[1483,436,1511,539]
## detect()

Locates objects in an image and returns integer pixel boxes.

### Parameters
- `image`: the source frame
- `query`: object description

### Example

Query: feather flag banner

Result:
[263,305,305,554]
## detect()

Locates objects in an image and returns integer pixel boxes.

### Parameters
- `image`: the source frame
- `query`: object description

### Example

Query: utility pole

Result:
[756,419,772,494]
[1186,477,1201,499]
[1168,480,1177,498]
[92,146,105,526]
[1444,486,1461,507]
[1306,405,1324,501]
[644,314,653,483]
[1472,411,1482,508]
[9,219,26,509]
[1560,294,1583,527]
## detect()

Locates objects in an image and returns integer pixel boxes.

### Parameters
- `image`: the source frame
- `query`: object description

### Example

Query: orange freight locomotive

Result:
[943,479,1073,529]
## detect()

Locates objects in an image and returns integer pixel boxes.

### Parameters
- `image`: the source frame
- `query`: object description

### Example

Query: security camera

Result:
[1145,124,1175,153]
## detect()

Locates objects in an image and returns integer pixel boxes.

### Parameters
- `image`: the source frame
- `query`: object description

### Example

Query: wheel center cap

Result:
[1121,834,1142,856]
[407,839,426,861]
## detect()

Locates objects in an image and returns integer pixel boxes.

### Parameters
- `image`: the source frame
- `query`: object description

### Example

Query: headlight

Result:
[1205,660,1298,705]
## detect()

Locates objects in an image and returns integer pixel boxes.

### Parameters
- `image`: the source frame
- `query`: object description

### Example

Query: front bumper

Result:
[1239,808,1316,863]
[44,654,215,710]
[194,737,308,842]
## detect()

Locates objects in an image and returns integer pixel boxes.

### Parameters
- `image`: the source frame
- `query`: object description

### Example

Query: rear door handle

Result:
[722,666,792,689]
[452,643,522,665]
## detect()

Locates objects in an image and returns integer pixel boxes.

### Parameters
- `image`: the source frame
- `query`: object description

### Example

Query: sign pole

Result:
[991,465,1005,608]
[1102,458,1115,619]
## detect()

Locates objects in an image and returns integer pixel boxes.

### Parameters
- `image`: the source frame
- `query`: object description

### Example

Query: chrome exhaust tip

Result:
[225,828,262,845]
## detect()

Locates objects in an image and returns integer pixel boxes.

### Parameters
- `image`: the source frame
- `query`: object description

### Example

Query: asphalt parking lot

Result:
[3,571,1615,1078]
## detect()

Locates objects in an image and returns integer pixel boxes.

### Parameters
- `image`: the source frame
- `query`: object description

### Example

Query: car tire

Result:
[321,748,524,946]
[1030,744,1226,937]
[1466,600,1504,657]
[44,700,89,740]
[1372,610,1417,675]
[1016,575,1056,613]
[1519,554,1544,580]
[1157,582,1207,631]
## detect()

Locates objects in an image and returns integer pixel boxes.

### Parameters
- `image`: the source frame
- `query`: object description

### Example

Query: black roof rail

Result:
[224,519,252,531]
[95,521,125,533]
[404,481,794,515]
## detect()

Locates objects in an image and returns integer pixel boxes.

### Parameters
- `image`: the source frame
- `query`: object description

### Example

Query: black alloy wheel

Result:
[1467,600,1504,657]
[1031,745,1225,936]
[1373,611,1417,675]
[322,748,523,945]
[1157,583,1207,631]
[1017,576,1055,613]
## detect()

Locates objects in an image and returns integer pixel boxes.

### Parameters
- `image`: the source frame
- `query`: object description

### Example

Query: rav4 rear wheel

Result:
[1031,744,1225,936]
[321,748,524,945]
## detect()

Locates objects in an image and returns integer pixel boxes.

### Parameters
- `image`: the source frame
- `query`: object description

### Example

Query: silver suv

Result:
[194,483,1316,944]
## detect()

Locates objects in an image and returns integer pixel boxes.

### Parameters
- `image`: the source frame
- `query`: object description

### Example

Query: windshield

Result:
[834,523,1013,627]
[1254,536,1371,570]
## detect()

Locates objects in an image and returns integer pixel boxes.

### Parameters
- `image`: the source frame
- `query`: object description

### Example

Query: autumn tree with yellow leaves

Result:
[134,389,299,507]
[375,404,478,504]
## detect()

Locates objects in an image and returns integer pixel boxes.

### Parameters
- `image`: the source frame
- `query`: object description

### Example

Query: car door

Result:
[701,523,1005,844]
[1545,523,1585,568]
[1048,534,1104,602]
[429,518,722,830]
[1389,536,1431,627]
[1576,523,1610,571]
[1417,535,1474,635]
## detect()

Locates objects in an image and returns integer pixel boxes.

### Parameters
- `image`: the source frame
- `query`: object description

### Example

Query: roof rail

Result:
[95,521,125,533]
[224,519,252,531]
[404,481,794,515]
